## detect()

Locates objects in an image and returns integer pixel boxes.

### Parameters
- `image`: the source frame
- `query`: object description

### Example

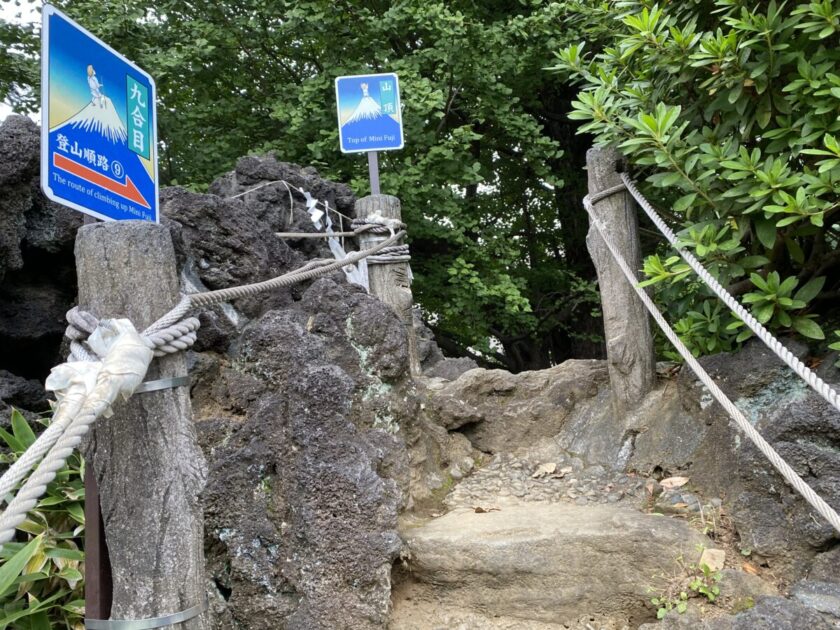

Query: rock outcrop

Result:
[426,360,609,454]
[0,116,81,379]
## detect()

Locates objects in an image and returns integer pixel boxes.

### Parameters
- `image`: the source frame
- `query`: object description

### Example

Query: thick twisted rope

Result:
[367,244,411,264]
[0,398,82,505]
[63,228,404,362]
[188,227,404,307]
[584,193,840,534]
[67,304,200,361]
[619,173,840,416]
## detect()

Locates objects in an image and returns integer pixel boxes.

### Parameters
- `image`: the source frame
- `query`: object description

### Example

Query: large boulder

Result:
[666,341,840,576]
[426,360,609,454]
[0,116,81,380]
[191,268,438,629]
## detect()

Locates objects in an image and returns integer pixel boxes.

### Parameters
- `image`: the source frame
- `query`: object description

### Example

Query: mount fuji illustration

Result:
[48,93,153,216]
[55,96,127,143]
[345,83,384,123]
[340,82,401,148]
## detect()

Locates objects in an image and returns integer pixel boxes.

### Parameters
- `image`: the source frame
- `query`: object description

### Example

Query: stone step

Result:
[393,503,710,628]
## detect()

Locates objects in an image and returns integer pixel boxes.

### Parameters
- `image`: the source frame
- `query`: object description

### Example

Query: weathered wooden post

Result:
[75,221,208,628]
[355,194,421,374]
[586,146,656,414]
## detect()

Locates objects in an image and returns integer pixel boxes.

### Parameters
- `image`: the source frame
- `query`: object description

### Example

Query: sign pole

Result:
[367,151,380,195]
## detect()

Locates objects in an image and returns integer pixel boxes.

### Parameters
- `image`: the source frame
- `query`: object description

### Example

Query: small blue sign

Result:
[41,5,159,222]
[335,73,403,154]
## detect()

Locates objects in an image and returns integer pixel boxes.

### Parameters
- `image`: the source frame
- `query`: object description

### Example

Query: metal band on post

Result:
[85,598,208,630]
[133,375,191,394]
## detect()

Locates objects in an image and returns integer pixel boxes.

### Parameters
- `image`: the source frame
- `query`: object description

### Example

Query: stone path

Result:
[393,503,710,629]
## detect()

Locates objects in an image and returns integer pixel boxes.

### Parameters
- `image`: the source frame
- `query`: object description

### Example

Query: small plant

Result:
[650,589,688,619]
[690,563,722,603]
[0,408,85,629]
[647,549,725,620]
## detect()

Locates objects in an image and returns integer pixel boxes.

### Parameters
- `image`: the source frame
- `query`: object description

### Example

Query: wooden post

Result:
[75,221,207,627]
[586,146,656,414]
[355,194,420,374]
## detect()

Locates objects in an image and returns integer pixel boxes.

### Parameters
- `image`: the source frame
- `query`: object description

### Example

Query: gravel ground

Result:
[444,451,722,518]
[445,451,649,510]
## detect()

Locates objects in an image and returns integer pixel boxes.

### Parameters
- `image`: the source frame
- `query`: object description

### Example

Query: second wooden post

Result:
[586,146,656,415]
[355,194,420,374]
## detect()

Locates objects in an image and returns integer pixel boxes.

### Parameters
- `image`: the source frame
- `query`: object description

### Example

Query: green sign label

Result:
[126,76,150,159]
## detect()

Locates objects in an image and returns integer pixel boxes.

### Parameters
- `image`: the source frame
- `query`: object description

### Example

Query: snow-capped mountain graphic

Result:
[345,92,383,124]
[55,96,127,144]
[47,95,155,220]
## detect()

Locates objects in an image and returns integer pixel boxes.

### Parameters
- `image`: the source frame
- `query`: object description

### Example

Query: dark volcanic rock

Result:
[0,116,80,380]
[676,341,840,574]
[162,186,302,321]
[195,277,412,629]
[0,115,40,283]
[0,370,49,412]
[728,595,836,629]
[641,595,836,629]
[791,580,840,619]
[209,153,356,261]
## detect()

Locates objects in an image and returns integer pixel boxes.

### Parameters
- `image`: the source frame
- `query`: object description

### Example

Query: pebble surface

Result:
[445,451,720,516]
[445,451,648,510]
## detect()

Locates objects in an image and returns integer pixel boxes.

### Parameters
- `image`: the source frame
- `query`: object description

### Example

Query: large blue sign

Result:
[41,5,158,222]
[335,73,403,154]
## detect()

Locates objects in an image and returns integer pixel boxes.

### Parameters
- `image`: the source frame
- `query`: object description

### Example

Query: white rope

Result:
[584,193,840,535]
[0,321,153,544]
[229,179,355,224]
[620,173,840,416]
[0,404,79,505]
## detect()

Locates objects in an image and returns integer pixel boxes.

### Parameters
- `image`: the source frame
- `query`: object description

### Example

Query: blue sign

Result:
[41,5,159,222]
[335,73,404,154]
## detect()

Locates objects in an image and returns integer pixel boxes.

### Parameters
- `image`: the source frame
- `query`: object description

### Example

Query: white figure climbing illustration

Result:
[87,64,105,107]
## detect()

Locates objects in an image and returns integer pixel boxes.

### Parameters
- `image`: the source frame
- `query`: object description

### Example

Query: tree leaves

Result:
[554,0,839,355]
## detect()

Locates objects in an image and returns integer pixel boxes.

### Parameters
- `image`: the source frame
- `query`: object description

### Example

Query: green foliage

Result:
[647,551,724,620]
[650,589,688,619]
[0,410,85,629]
[830,330,840,365]
[554,0,840,357]
[1,0,603,371]
[689,563,722,603]
[730,272,825,340]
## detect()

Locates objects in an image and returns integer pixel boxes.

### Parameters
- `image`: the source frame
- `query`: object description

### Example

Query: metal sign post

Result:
[41,5,159,222]
[367,151,380,195]
[335,72,403,194]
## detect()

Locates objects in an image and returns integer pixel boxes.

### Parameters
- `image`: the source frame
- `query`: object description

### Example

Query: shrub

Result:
[0,409,85,629]
[553,0,840,355]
